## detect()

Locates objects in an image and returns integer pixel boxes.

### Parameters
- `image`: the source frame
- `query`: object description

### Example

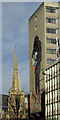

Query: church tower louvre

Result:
[7,48,27,120]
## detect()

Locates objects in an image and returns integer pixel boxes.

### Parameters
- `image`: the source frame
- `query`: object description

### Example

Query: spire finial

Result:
[15,44,16,50]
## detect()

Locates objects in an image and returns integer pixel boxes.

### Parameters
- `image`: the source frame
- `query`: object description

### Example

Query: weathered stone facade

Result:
[1,49,28,120]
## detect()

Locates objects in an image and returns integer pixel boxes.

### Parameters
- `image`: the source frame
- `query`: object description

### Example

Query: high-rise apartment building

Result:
[29,1,60,111]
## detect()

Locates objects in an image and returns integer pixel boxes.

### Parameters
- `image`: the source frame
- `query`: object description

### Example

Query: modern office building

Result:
[29,1,60,111]
[44,59,60,120]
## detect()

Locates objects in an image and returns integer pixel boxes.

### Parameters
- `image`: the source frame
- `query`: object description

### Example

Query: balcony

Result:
[58,97,60,102]
[48,113,50,117]
[48,100,50,105]
[58,84,60,89]
[53,111,56,116]
[58,109,60,115]
[55,83,58,90]
[55,98,58,103]
[50,99,52,104]
[53,86,55,91]
[51,87,52,92]
[45,89,48,94]
[50,112,52,116]
[53,98,55,103]
[48,88,50,93]
[46,100,48,105]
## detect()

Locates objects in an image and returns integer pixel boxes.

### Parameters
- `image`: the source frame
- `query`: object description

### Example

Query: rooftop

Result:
[29,1,59,21]
[45,58,60,70]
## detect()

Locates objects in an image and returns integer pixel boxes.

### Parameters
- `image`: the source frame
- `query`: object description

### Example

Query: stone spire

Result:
[12,47,21,92]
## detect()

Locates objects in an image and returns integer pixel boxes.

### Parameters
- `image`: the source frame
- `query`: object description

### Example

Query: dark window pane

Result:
[47,48,56,54]
[46,7,56,13]
[46,18,56,23]
[46,28,56,34]
[46,38,56,44]
[47,58,56,64]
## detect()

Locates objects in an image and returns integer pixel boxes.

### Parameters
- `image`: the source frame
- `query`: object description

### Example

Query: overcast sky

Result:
[2,2,41,95]
[1,0,60,2]
[1,0,59,95]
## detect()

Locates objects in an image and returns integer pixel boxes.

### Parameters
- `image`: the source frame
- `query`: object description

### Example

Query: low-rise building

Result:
[44,59,60,120]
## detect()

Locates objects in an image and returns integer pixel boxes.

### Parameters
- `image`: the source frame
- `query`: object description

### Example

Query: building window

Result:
[46,7,56,13]
[47,58,56,64]
[46,38,56,44]
[35,26,37,31]
[46,18,56,24]
[46,28,57,34]
[47,48,56,54]
[35,16,37,21]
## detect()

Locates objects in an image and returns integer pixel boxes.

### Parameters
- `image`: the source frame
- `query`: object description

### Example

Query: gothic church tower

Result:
[8,48,26,120]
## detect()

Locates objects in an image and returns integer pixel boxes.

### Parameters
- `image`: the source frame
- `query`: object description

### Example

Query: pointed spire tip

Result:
[15,44,16,50]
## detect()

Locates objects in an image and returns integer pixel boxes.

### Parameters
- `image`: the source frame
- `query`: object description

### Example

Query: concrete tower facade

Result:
[29,2,60,111]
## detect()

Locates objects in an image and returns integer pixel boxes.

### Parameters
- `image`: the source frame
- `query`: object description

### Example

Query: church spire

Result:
[12,47,21,92]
